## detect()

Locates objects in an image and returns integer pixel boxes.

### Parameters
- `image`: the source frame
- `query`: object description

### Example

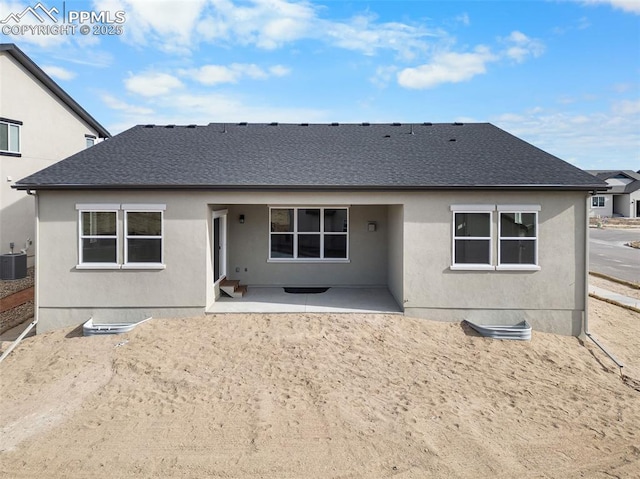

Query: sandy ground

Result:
[590,274,640,301]
[1,298,639,478]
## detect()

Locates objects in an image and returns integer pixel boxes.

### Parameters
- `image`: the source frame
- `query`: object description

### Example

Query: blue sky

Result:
[1,0,639,170]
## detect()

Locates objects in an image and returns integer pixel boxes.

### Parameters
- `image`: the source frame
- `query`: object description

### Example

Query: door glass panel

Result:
[214,217,220,280]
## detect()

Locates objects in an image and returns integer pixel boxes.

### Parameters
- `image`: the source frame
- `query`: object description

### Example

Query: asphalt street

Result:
[589,228,640,284]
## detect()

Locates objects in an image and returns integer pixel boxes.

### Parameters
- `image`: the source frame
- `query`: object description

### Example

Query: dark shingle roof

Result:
[15,122,605,191]
[585,170,640,194]
[0,43,111,139]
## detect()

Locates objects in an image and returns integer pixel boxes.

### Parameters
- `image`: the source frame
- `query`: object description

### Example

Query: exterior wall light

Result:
[367,222,377,232]
[239,214,245,224]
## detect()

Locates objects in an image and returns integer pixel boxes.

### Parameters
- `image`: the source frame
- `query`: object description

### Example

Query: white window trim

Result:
[121,204,167,211]
[268,206,350,262]
[121,263,166,270]
[591,196,606,208]
[450,204,542,272]
[496,204,541,212]
[124,208,165,267]
[77,208,120,268]
[450,204,495,212]
[450,206,494,270]
[496,264,541,271]
[75,204,166,270]
[76,204,121,211]
[497,207,540,271]
[76,263,121,270]
[0,120,21,154]
[450,264,495,271]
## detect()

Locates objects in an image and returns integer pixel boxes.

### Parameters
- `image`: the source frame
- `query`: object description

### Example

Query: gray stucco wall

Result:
[401,190,587,336]
[0,52,102,265]
[633,191,640,218]
[589,194,613,218]
[613,191,640,218]
[386,205,404,307]
[34,189,588,336]
[225,204,388,287]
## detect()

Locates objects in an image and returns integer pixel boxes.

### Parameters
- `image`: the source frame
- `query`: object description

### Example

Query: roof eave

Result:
[12,183,610,192]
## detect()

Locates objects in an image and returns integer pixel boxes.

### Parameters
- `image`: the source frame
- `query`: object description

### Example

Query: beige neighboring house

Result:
[1,43,110,265]
[15,122,607,336]
[586,170,640,218]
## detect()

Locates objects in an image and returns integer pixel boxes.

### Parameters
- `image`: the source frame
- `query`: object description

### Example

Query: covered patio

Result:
[208,287,402,314]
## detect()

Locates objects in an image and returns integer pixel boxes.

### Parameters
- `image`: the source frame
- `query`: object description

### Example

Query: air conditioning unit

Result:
[0,253,27,280]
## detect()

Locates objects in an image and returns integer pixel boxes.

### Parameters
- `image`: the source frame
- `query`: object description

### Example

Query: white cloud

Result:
[320,13,438,60]
[94,0,443,58]
[124,72,183,97]
[395,30,544,90]
[397,46,497,89]
[578,0,640,14]
[577,16,591,29]
[493,100,640,170]
[204,0,317,49]
[370,65,398,88]
[502,31,545,63]
[41,65,76,80]
[181,63,291,86]
[106,91,329,134]
[269,65,291,77]
[165,92,326,123]
[612,99,640,116]
[0,0,69,47]
[93,0,208,53]
[612,83,633,93]
[101,93,154,115]
[456,13,470,26]
[187,65,239,85]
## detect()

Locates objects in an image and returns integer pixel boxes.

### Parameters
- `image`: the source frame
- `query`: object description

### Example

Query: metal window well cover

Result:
[83,317,152,336]
[464,320,532,341]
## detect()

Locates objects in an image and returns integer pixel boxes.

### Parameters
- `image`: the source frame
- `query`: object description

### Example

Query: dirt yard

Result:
[0,294,638,478]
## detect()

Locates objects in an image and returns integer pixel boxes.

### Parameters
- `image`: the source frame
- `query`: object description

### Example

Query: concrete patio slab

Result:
[208,287,402,314]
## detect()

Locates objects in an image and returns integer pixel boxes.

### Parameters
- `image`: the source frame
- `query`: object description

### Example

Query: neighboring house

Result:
[586,170,640,218]
[15,123,606,336]
[0,43,110,265]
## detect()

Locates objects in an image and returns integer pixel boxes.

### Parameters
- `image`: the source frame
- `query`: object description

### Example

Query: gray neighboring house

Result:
[14,122,606,336]
[586,170,640,218]
[0,43,111,265]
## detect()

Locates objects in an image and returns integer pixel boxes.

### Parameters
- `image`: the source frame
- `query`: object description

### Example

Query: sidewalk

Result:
[589,285,640,311]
